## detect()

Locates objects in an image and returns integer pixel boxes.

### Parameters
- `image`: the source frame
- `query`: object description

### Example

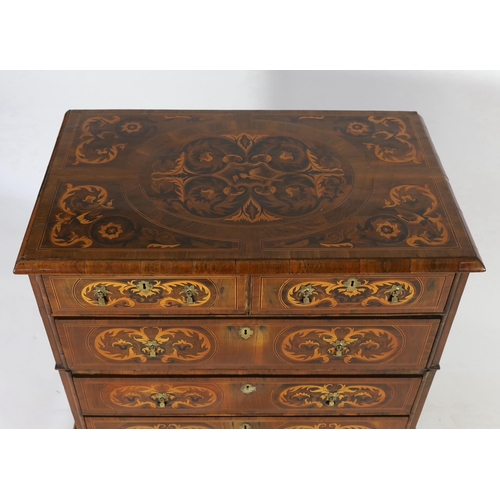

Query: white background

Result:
[1,2,499,496]
[1,70,498,429]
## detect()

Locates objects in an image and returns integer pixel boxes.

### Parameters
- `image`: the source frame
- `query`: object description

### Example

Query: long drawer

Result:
[254,274,454,315]
[43,276,248,316]
[85,416,409,429]
[57,318,440,375]
[73,376,421,416]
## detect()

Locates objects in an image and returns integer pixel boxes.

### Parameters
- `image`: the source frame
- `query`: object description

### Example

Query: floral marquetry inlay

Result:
[108,384,220,410]
[283,423,372,429]
[125,423,215,429]
[93,327,214,364]
[147,133,354,224]
[285,279,417,308]
[81,280,212,308]
[278,327,400,364]
[277,384,387,409]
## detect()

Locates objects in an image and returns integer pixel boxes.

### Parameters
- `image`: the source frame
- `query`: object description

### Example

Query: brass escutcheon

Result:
[181,284,198,305]
[239,423,252,429]
[238,327,254,340]
[240,383,257,395]
[342,277,361,292]
[135,280,154,295]
[93,284,109,306]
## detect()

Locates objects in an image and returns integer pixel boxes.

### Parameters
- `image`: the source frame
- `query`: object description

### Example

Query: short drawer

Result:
[84,416,409,429]
[56,318,440,375]
[74,376,421,416]
[43,276,247,316]
[254,274,454,315]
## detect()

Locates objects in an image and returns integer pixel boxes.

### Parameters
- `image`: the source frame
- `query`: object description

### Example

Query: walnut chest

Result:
[14,110,484,429]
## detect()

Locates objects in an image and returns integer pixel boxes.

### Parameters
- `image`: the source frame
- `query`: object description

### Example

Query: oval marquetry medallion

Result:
[277,326,401,364]
[108,384,220,410]
[285,279,418,308]
[276,384,387,409]
[93,326,214,364]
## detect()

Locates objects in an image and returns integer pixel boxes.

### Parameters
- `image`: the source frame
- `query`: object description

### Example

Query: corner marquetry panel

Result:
[43,276,247,316]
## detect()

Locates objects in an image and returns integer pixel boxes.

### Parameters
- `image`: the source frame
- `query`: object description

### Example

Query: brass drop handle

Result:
[151,392,174,408]
[142,340,163,358]
[241,383,257,394]
[324,392,339,407]
[239,423,252,429]
[331,340,347,357]
[298,284,315,304]
[181,284,199,305]
[93,284,109,306]
[387,284,403,303]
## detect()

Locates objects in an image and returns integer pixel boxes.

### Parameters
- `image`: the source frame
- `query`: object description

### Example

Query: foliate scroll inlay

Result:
[94,327,213,364]
[108,384,219,410]
[81,280,212,308]
[72,115,155,165]
[277,384,387,409]
[285,279,417,308]
[279,327,399,364]
[125,423,215,429]
[148,133,353,224]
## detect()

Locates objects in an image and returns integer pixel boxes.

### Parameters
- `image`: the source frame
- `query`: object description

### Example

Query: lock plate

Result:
[238,327,254,340]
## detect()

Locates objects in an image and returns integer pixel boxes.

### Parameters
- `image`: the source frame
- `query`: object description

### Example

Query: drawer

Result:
[254,274,454,315]
[85,416,409,429]
[43,276,248,316]
[74,376,421,416]
[57,318,440,375]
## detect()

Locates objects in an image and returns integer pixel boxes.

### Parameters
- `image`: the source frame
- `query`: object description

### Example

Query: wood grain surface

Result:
[56,318,440,375]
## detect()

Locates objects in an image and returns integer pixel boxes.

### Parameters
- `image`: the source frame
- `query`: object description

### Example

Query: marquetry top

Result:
[14,110,484,274]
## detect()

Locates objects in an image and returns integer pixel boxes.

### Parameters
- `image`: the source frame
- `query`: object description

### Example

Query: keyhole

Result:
[142,283,147,290]
[243,329,247,335]
[350,280,355,287]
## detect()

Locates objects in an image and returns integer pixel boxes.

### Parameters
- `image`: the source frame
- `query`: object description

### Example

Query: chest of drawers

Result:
[15,110,484,429]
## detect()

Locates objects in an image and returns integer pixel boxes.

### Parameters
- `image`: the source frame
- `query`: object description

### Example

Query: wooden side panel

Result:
[85,416,409,429]
[56,318,440,375]
[59,370,86,429]
[29,275,65,367]
[255,274,454,315]
[74,376,421,416]
[44,276,247,316]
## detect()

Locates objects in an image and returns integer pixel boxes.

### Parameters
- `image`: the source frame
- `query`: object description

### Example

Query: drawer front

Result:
[57,318,440,375]
[44,276,247,316]
[74,377,421,416]
[254,274,454,315]
[85,416,409,429]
